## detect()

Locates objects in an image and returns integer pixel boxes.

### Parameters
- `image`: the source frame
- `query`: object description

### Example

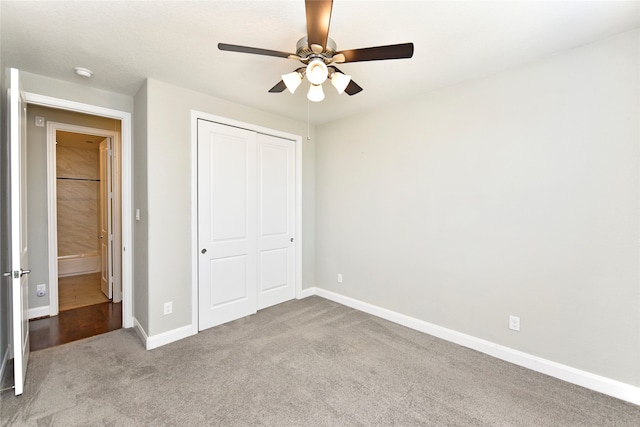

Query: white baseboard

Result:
[312,287,640,406]
[28,305,50,320]
[132,317,149,348]
[145,324,195,350]
[297,286,316,299]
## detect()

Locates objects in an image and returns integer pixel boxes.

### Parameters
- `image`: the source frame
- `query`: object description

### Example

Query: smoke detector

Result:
[74,67,93,78]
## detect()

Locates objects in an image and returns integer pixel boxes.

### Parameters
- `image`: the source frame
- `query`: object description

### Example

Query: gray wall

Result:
[137,78,315,337]
[25,105,121,310]
[315,30,639,386]
[133,80,149,332]
[21,72,133,114]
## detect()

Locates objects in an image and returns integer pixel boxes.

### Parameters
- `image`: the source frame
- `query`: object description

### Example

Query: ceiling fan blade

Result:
[218,43,294,59]
[306,0,333,52]
[337,43,414,63]
[332,66,363,96]
[344,80,363,96]
[268,80,288,93]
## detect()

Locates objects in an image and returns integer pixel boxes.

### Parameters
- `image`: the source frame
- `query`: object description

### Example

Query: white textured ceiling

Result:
[2,1,638,125]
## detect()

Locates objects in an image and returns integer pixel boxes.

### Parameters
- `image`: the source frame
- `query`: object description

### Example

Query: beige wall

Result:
[315,30,639,386]
[56,144,100,257]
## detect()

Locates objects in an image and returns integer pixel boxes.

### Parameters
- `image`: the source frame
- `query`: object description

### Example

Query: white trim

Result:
[132,318,148,348]
[27,305,50,320]
[45,122,119,317]
[190,113,199,335]
[312,287,640,406]
[145,325,195,351]
[294,128,303,301]
[45,123,59,314]
[297,286,316,299]
[24,92,133,328]
[189,110,303,334]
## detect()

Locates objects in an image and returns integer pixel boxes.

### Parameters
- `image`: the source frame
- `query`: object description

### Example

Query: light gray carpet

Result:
[1,296,639,426]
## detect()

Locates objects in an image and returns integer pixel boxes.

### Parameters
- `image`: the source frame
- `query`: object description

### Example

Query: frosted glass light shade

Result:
[282,71,303,94]
[330,72,351,94]
[306,59,328,85]
[307,84,325,102]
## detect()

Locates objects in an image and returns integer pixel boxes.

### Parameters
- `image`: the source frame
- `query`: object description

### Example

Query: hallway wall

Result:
[56,142,100,258]
[26,105,120,310]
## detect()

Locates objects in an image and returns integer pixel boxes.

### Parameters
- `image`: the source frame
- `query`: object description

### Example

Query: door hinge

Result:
[109,192,114,199]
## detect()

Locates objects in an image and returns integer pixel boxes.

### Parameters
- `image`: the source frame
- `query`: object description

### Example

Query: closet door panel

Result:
[197,120,296,331]
[198,120,257,331]
[257,133,295,309]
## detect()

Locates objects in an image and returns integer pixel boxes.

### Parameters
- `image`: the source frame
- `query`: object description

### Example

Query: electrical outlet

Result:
[509,315,520,331]
[337,273,343,284]
[36,284,46,297]
[164,302,173,315]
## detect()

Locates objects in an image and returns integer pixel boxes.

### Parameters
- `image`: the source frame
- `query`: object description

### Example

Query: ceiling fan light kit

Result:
[306,59,328,85]
[307,84,325,102]
[330,71,351,95]
[218,0,414,102]
[282,71,303,94]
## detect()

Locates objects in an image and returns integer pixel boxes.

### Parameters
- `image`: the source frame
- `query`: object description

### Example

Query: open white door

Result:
[6,68,30,396]
[99,138,113,299]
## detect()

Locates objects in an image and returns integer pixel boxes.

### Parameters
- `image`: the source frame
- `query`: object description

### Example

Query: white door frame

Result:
[46,122,120,315]
[190,110,303,334]
[25,92,133,328]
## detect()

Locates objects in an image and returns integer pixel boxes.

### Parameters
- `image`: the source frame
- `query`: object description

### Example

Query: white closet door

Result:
[256,133,296,309]
[198,120,257,331]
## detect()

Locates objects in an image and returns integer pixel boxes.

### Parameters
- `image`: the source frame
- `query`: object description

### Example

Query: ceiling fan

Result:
[218,0,414,102]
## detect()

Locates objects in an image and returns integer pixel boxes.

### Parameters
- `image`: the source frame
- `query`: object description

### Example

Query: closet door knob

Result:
[98,235,104,239]
[201,249,207,254]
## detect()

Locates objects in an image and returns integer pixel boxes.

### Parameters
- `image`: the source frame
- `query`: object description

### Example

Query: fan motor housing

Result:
[296,37,337,60]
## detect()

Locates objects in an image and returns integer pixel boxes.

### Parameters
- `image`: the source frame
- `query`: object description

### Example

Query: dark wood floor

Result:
[29,302,122,351]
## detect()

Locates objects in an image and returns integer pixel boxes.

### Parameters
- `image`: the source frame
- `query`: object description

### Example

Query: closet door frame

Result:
[190,111,303,333]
